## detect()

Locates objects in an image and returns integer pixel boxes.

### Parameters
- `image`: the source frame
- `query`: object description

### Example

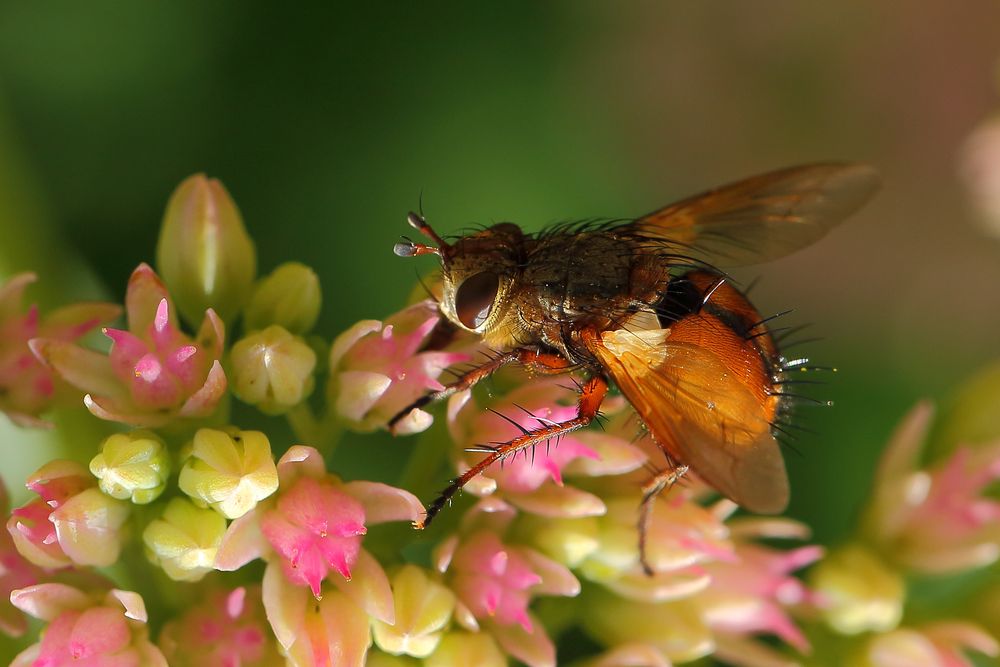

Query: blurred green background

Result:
[1,1,999,552]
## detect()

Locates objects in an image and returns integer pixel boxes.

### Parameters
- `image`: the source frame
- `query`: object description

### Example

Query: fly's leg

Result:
[638,464,690,576]
[416,374,608,529]
[387,347,573,433]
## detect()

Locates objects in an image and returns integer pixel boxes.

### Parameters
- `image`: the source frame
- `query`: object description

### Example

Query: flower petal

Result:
[489,614,556,667]
[508,484,607,519]
[177,359,227,418]
[41,302,122,340]
[196,308,226,359]
[10,583,91,621]
[215,510,268,571]
[330,548,395,625]
[28,338,121,398]
[0,273,35,318]
[84,393,170,428]
[343,481,423,525]
[125,263,173,335]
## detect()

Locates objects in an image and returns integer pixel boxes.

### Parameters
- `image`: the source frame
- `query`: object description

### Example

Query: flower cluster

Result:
[2,172,998,667]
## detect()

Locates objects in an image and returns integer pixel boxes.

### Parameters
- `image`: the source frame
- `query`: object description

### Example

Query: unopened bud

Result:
[373,565,455,658]
[244,262,321,334]
[810,542,905,635]
[230,325,316,415]
[179,427,279,519]
[156,174,257,325]
[90,430,170,504]
[143,497,226,581]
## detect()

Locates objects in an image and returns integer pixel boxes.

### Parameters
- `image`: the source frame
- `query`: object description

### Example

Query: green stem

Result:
[286,402,344,457]
[398,420,452,498]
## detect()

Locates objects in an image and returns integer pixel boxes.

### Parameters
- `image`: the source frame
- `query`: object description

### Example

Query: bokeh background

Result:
[1,0,999,620]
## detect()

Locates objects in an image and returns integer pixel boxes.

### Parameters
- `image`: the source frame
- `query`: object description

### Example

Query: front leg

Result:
[417,374,609,529]
[387,347,573,433]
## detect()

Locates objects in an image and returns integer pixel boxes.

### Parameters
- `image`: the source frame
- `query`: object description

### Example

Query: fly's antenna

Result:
[393,211,451,257]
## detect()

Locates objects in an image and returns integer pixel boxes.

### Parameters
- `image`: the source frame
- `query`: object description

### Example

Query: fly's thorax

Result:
[520,231,640,326]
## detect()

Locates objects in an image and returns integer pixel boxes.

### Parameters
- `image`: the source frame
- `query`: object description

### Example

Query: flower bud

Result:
[230,325,316,415]
[372,565,455,658]
[143,497,226,581]
[810,542,905,635]
[7,460,101,568]
[50,489,131,567]
[10,585,167,666]
[244,262,321,334]
[156,174,257,325]
[90,430,171,504]
[179,427,279,519]
[521,515,600,569]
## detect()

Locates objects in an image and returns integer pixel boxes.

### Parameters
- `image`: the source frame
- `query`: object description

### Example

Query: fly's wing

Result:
[629,163,880,267]
[588,329,789,513]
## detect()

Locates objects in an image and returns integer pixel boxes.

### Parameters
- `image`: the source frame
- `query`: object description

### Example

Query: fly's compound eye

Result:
[455,272,499,330]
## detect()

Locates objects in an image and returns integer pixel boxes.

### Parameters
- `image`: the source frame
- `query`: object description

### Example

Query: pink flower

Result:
[0,272,119,427]
[158,586,282,666]
[575,490,733,604]
[260,474,368,596]
[697,516,824,658]
[435,501,579,667]
[216,446,423,665]
[0,477,42,637]
[327,301,469,434]
[29,264,226,427]
[862,402,1000,573]
[7,461,95,569]
[447,378,645,518]
[859,622,999,667]
[9,583,166,666]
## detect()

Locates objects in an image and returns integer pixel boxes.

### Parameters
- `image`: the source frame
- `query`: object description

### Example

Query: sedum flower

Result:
[215,446,423,665]
[861,402,1000,574]
[434,504,579,667]
[158,585,283,666]
[0,272,120,427]
[577,491,731,603]
[217,446,421,597]
[8,460,129,568]
[372,564,456,658]
[327,300,469,434]
[697,517,823,658]
[9,583,166,666]
[582,588,714,664]
[230,325,316,415]
[447,378,645,518]
[30,263,227,427]
[244,261,322,334]
[0,477,42,637]
[89,430,170,504]
[178,427,279,519]
[580,496,822,667]
[848,622,999,667]
[143,497,226,581]
[809,542,904,635]
[264,569,372,667]
[155,173,257,325]
[7,460,93,569]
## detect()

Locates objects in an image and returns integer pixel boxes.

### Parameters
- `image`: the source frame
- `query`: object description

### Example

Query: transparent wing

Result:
[589,331,789,513]
[629,163,880,267]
